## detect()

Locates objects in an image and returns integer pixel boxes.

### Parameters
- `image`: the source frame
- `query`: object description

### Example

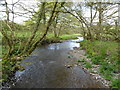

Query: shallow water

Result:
[11,37,104,88]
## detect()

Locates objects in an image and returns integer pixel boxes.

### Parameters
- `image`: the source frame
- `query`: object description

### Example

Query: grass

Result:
[77,59,92,69]
[84,61,92,69]
[77,58,85,63]
[59,34,81,40]
[14,31,81,41]
[77,59,81,62]
[110,78,120,88]
[80,40,119,88]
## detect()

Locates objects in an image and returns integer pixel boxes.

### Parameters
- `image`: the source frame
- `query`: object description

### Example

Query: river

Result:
[10,37,104,88]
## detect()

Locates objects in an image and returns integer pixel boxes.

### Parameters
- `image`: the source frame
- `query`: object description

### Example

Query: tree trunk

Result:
[97,2,103,40]
[19,2,46,56]
[27,2,58,54]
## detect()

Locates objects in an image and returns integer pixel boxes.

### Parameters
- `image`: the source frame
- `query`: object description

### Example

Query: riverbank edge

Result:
[68,48,110,88]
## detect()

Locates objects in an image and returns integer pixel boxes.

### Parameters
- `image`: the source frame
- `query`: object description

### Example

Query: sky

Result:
[0,0,119,24]
[0,0,38,24]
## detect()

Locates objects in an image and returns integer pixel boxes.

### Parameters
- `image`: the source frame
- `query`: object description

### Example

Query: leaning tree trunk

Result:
[27,2,58,55]
[19,2,46,56]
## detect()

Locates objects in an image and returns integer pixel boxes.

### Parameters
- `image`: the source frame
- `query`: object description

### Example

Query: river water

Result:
[10,37,104,88]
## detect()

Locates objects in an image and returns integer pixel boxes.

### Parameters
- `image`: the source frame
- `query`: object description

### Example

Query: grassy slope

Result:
[59,34,81,40]
[80,40,120,88]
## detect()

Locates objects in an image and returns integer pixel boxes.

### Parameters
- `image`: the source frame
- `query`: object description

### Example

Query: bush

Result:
[2,59,15,81]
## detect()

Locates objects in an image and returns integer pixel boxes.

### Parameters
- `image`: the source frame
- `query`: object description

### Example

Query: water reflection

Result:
[48,42,80,50]
[48,37,83,50]
[70,37,84,42]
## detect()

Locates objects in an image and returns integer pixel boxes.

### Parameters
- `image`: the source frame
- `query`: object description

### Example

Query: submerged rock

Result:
[65,65,72,68]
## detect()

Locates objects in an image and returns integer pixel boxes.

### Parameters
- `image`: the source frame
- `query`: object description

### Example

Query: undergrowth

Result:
[80,40,119,88]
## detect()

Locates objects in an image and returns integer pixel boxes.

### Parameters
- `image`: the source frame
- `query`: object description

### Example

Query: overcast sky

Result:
[0,0,118,24]
[0,0,38,24]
